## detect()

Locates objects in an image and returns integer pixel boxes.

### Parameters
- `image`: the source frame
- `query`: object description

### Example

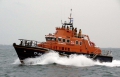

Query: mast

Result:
[63,9,73,29]
[69,9,73,24]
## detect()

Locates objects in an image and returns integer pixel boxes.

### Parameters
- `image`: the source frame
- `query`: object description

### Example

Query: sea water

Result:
[0,45,120,77]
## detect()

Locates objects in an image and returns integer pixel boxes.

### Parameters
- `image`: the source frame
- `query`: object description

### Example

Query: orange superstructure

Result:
[38,12,101,55]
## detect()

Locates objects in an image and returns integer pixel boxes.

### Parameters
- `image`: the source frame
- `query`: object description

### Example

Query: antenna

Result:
[61,20,64,25]
[69,9,73,24]
[70,9,72,18]
[62,9,73,28]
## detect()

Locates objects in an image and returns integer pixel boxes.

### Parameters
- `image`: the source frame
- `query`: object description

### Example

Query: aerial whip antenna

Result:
[61,20,62,23]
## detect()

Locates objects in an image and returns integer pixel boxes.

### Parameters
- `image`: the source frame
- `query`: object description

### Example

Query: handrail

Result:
[92,48,99,59]
[82,34,95,46]
[102,50,112,56]
[18,39,41,47]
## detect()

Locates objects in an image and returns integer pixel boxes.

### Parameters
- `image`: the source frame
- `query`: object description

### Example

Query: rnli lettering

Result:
[34,52,42,56]
[34,52,37,55]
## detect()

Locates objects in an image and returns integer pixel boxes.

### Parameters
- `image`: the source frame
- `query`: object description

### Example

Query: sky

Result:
[0,0,120,48]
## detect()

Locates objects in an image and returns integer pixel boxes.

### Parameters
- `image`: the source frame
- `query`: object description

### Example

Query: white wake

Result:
[13,51,120,67]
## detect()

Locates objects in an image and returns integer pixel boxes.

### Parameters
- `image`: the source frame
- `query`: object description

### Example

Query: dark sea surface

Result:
[0,45,120,77]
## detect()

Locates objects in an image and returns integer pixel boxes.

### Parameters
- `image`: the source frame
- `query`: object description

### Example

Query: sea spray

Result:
[95,60,120,67]
[55,54,95,67]
[13,51,120,67]
[12,58,21,64]
[15,51,95,67]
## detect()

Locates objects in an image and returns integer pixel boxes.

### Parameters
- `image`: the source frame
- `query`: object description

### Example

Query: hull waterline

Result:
[13,43,113,64]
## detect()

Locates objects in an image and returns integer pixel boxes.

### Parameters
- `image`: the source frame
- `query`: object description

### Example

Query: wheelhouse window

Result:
[45,37,51,41]
[51,37,56,41]
[54,38,56,41]
[63,39,65,42]
[76,41,78,45]
[45,37,56,41]
[66,39,70,43]
[58,38,62,42]
[80,41,82,45]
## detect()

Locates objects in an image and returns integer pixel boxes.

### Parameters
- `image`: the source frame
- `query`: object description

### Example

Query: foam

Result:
[13,51,120,67]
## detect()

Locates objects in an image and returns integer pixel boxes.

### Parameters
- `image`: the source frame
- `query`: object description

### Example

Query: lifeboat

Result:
[13,11,113,63]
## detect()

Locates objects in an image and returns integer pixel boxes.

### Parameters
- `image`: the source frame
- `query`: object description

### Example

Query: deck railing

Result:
[18,39,41,47]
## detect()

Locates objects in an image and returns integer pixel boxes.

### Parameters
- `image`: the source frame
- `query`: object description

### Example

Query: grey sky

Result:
[0,0,120,48]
